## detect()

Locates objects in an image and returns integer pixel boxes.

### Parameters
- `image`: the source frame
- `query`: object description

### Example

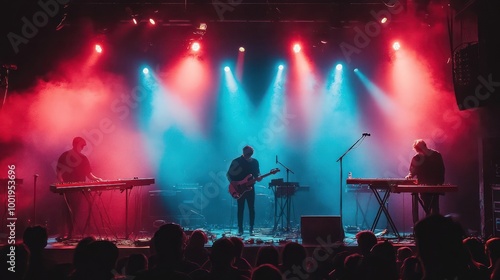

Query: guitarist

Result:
[227,145,261,236]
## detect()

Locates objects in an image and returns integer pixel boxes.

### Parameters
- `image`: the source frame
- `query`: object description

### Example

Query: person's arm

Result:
[87,172,103,182]
[56,153,66,183]
[255,160,262,182]
[56,170,64,183]
[227,159,239,182]
[405,156,418,179]
[80,154,102,181]
[437,153,445,184]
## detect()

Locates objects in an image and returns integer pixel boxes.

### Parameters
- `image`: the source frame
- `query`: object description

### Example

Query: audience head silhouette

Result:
[189,229,208,247]
[486,237,500,267]
[86,240,119,277]
[281,241,307,274]
[251,264,282,280]
[229,236,245,258]
[23,225,48,252]
[255,245,279,267]
[210,237,235,269]
[153,223,186,260]
[126,253,148,276]
[355,230,377,256]
[414,214,470,279]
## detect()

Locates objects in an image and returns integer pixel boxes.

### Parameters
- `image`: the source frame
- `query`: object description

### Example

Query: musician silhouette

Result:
[227,145,261,236]
[55,136,102,240]
[56,137,101,183]
[405,139,445,224]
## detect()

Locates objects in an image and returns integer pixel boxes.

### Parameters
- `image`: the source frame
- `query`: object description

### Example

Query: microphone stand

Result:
[33,174,38,225]
[336,134,368,235]
[276,158,294,232]
[277,159,294,183]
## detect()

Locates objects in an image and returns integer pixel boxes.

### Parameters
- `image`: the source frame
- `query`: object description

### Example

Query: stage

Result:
[1,0,499,253]
[37,226,417,266]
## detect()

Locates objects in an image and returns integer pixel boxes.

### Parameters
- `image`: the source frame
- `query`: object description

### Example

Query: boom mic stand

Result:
[275,157,295,232]
[336,133,369,237]
[277,157,294,183]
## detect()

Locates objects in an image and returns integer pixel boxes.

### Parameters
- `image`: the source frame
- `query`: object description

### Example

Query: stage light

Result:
[392,41,401,51]
[194,22,208,36]
[95,44,102,53]
[381,17,388,24]
[293,43,301,53]
[224,66,230,72]
[239,47,245,52]
[191,42,200,52]
[132,18,138,25]
[336,64,343,70]
[278,65,284,70]
[142,68,149,74]
[149,18,156,25]
[354,68,359,72]
[198,23,207,31]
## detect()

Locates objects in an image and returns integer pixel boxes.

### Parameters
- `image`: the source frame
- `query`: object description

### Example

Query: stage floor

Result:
[38,226,416,265]
[44,227,415,248]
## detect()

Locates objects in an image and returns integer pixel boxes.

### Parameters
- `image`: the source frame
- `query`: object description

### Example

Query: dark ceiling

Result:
[2,0,414,27]
[0,0,469,84]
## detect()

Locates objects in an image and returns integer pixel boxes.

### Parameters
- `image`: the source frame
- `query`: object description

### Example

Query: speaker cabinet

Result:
[301,216,344,245]
[481,137,500,237]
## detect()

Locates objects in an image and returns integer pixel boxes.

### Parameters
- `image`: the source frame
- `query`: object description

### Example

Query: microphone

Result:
[362,133,371,136]
[2,64,18,70]
[276,155,278,164]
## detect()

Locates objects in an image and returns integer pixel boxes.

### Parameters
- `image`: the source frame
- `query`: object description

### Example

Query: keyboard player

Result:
[55,137,103,240]
[404,139,445,224]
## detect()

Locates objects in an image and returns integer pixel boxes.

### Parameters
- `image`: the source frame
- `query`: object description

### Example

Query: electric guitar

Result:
[228,168,280,199]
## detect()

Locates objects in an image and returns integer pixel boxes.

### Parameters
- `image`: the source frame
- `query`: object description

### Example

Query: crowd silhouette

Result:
[3,214,500,280]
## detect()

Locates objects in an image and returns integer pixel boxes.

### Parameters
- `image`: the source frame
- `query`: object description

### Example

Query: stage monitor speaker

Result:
[301,216,344,245]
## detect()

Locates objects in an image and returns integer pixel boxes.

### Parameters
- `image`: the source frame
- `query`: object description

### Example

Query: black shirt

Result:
[409,149,445,185]
[56,150,92,182]
[227,156,260,183]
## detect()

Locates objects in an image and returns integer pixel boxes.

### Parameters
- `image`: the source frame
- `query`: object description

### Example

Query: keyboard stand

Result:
[271,187,293,233]
[369,186,401,239]
[354,191,371,230]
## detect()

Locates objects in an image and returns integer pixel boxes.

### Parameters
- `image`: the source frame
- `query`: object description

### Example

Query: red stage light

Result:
[392,41,401,51]
[293,43,301,53]
[149,18,156,25]
[381,17,388,24]
[132,18,138,25]
[95,44,103,53]
[191,42,200,52]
